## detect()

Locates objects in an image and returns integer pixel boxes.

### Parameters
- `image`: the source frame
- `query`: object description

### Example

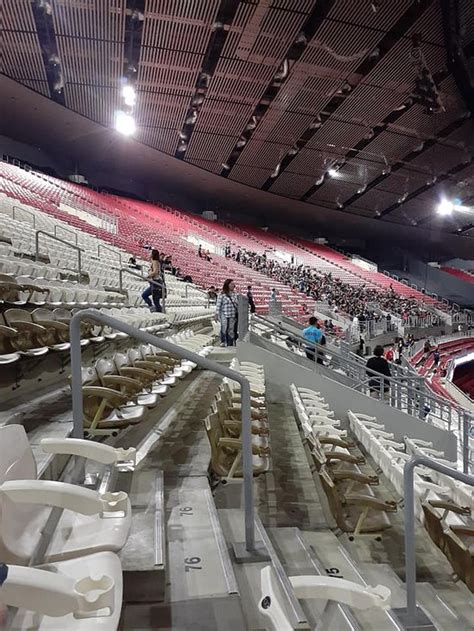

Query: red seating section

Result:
[441,267,474,285]
[411,337,474,403]
[0,163,315,320]
[0,161,449,318]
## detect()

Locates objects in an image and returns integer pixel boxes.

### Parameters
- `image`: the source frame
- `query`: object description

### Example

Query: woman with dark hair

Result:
[366,345,391,399]
[215,278,238,346]
[142,249,164,312]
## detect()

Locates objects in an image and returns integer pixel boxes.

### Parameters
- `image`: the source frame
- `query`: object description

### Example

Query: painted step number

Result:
[185,556,202,572]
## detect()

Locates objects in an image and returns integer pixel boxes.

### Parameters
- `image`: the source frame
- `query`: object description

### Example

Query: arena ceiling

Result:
[2,0,474,236]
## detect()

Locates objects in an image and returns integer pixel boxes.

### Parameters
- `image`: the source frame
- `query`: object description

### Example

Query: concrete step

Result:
[118,469,166,603]
[166,476,239,602]
[301,530,402,630]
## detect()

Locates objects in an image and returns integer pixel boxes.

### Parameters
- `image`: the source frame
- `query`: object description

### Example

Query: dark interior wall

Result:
[0,135,71,175]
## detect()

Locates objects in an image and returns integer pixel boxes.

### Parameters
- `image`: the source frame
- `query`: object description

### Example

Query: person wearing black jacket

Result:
[366,345,391,399]
[247,285,256,314]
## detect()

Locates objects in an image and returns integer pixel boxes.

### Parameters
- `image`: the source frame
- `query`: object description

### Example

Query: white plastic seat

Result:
[3,551,122,630]
[0,425,133,565]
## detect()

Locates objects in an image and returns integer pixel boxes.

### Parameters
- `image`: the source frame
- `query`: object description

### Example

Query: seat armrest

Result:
[41,438,136,465]
[332,470,379,485]
[326,452,365,464]
[0,324,17,338]
[10,321,47,333]
[34,319,69,331]
[0,563,115,618]
[428,500,471,515]
[82,385,129,403]
[346,494,398,512]
[319,436,354,448]
[0,480,129,515]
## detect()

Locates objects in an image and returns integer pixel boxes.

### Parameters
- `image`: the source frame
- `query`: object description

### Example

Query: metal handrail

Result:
[98,243,122,265]
[12,205,36,228]
[35,230,83,277]
[119,267,167,313]
[402,455,474,623]
[54,224,77,245]
[250,315,473,469]
[69,309,257,554]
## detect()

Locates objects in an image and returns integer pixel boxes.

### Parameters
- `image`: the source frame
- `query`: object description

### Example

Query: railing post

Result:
[69,309,265,560]
[35,230,82,278]
[394,455,474,627]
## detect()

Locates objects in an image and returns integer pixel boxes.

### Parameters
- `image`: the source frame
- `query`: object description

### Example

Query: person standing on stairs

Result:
[215,278,238,346]
[142,249,164,312]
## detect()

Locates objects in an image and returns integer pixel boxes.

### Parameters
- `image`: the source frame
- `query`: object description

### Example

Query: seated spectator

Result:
[366,345,391,399]
[128,256,141,270]
[207,286,218,302]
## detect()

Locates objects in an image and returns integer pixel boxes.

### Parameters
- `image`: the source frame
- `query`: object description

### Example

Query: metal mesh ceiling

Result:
[1,0,473,232]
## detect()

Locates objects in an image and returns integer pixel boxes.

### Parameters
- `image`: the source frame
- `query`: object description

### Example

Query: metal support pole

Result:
[69,309,263,558]
[394,455,474,627]
[462,413,470,474]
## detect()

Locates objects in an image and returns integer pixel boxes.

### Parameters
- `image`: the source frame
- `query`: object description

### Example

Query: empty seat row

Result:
[347,411,474,591]
[81,330,214,437]
[291,385,397,535]
[205,358,271,479]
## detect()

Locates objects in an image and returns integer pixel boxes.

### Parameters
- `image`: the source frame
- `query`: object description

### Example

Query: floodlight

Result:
[115,111,136,136]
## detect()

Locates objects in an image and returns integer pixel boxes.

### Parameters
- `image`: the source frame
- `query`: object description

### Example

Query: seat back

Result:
[0,425,46,563]
[114,352,131,371]
[96,358,118,379]
[5,308,32,325]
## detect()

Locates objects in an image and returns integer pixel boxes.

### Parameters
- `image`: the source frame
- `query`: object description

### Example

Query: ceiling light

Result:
[328,168,338,177]
[177,142,187,153]
[115,111,136,136]
[437,199,453,216]
[270,163,281,178]
[185,110,197,125]
[221,163,230,170]
[236,138,247,149]
[122,84,136,107]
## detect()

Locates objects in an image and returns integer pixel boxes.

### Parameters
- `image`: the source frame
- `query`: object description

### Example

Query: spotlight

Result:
[115,111,136,136]
[122,84,136,107]
[328,168,338,177]
[437,199,453,216]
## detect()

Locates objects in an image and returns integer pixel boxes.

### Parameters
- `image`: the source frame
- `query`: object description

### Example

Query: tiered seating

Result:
[410,337,474,404]
[291,385,397,535]
[442,267,474,285]
[348,411,474,591]
[0,424,134,628]
[0,163,315,321]
[205,358,271,479]
[80,330,214,437]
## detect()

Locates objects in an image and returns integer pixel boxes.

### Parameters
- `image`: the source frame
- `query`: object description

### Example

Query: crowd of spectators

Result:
[225,246,440,324]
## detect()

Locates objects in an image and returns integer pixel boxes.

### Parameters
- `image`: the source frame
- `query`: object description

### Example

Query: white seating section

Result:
[0,425,136,629]
[291,385,398,534]
[205,358,271,479]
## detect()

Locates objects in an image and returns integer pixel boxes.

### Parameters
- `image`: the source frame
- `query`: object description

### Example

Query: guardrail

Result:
[69,308,262,560]
[250,314,473,471]
[54,224,77,245]
[35,230,83,278]
[98,243,122,264]
[12,205,36,228]
[397,455,474,626]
